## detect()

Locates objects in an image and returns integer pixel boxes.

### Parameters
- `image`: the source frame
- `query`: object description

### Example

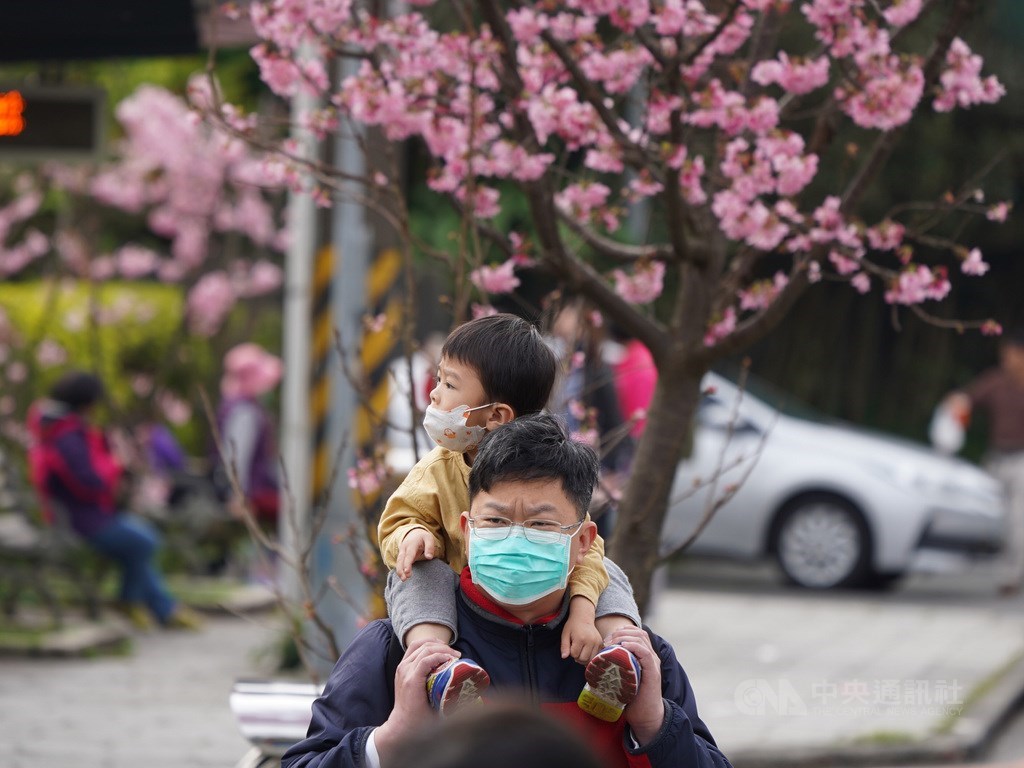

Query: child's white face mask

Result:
[422,403,495,453]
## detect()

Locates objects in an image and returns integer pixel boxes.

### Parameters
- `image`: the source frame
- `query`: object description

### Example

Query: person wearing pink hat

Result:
[212,343,283,523]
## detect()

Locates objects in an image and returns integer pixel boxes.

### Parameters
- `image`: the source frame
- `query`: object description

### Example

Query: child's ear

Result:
[485,403,515,429]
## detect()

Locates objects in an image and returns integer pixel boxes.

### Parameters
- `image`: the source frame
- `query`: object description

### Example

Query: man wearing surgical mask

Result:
[283,415,732,768]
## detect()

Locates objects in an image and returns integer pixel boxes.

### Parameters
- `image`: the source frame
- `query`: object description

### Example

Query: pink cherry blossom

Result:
[242,260,285,296]
[116,244,160,278]
[883,0,923,27]
[934,39,1005,112]
[187,271,236,337]
[986,203,1011,222]
[471,303,499,319]
[570,427,599,449]
[960,248,989,276]
[850,273,871,294]
[158,391,193,426]
[555,182,612,225]
[347,458,386,497]
[884,265,951,305]
[35,339,67,368]
[612,261,666,305]
[866,220,905,251]
[738,272,788,311]
[704,307,737,347]
[751,53,830,95]
[470,259,521,295]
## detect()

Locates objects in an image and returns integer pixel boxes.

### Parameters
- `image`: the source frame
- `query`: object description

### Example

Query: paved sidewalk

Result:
[1,586,1022,767]
[0,613,283,768]
[648,588,1024,766]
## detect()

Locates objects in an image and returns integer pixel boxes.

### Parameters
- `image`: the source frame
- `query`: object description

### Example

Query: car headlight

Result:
[865,460,1002,507]
[865,460,946,494]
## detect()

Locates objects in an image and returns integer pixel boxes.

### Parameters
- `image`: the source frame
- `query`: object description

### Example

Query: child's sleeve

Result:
[567,532,610,606]
[377,473,447,570]
[596,557,642,627]
[384,558,459,647]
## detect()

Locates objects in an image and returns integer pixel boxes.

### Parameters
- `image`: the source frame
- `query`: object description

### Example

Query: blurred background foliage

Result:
[0,2,1020,467]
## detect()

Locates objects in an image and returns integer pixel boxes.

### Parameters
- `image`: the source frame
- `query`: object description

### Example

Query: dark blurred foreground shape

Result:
[0,2,198,62]
[389,700,606,768]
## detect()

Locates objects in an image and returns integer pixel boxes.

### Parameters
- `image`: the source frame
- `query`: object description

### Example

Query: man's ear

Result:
[460,511,471,559]
[484,403,515,429]
[573,520,598,566]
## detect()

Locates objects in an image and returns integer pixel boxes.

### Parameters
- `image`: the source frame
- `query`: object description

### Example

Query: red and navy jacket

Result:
[282,568,732,768]
[26,401,122,538]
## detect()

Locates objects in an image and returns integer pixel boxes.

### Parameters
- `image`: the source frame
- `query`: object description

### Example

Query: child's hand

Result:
[562,596,603,663]
[396,528,437,581]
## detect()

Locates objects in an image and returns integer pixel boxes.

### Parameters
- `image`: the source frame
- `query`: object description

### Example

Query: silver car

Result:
[660,373,1006,589]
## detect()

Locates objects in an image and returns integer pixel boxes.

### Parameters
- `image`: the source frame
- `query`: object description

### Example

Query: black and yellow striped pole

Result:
[356,247,403,466]
[356,247,404,619]
[310,245,334,509]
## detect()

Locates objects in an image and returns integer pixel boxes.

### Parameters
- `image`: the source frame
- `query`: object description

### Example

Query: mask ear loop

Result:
[463,402,498,413]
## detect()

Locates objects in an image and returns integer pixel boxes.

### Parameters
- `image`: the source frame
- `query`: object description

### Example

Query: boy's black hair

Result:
[469,413,599,519]
[441,313,557,417]
[49,371,104,412]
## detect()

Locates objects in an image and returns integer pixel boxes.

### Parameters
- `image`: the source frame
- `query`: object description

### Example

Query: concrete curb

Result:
[729,652,1024,768]
[0,615,131,657]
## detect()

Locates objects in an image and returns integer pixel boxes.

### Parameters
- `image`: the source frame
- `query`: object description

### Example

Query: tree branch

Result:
[695,264,812,365]
[557,211,675,262]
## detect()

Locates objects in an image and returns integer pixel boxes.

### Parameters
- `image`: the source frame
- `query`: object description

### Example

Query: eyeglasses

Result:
[467,514,584,544]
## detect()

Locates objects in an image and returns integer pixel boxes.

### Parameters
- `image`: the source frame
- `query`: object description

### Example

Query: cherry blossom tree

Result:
[0,81,287,466]
[220,0,1010,610]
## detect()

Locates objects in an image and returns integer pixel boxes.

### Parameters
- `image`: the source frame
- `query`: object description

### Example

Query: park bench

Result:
[0,506,106,626]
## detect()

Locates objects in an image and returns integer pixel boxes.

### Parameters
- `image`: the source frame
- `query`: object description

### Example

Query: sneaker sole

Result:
[435,664,490,715]
[584,647,639,707]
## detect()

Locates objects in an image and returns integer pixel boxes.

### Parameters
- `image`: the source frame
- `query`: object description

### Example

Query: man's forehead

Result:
[471,478,574,515]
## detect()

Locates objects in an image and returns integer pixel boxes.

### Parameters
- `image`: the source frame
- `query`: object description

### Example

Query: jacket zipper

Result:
[524,625,539,704]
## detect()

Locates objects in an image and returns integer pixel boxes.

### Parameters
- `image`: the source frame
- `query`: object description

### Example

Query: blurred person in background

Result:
[212,342,282,524]
[549,297,633,540]
[389,700,605,768]
[604,323,657,442]
[939,328,1024,596]
[27,371,201,630]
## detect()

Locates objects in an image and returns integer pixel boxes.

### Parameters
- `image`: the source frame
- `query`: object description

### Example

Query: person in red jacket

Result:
[27,371,200,630]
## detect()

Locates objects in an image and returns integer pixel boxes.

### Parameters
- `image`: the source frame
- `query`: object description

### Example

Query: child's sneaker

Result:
[578,644,642,722]
[426,658,490,715]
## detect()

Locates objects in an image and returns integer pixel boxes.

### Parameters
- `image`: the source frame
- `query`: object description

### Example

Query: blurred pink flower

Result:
[242,260,284,296]
[612,261,665,304]
[116,244,160,278]
[471,303,498,319]
[7,361,27,382]
[187,271,236,336]
[470,259,520,295]
[35,339,67,368]
[158,391,192,426]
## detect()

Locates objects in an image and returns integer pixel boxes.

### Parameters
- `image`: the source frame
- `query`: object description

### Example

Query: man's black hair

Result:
[442,313,557,417]
[49,371,104,412]
[469,413,599,519]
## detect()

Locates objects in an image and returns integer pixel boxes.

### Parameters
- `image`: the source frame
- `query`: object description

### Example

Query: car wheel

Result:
[773,494,872,589]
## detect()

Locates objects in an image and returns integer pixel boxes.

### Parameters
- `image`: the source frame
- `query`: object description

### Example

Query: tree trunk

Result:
[609,358,707,615]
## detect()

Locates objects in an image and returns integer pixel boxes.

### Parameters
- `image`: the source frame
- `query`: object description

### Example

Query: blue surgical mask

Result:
[468,525,579,606]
